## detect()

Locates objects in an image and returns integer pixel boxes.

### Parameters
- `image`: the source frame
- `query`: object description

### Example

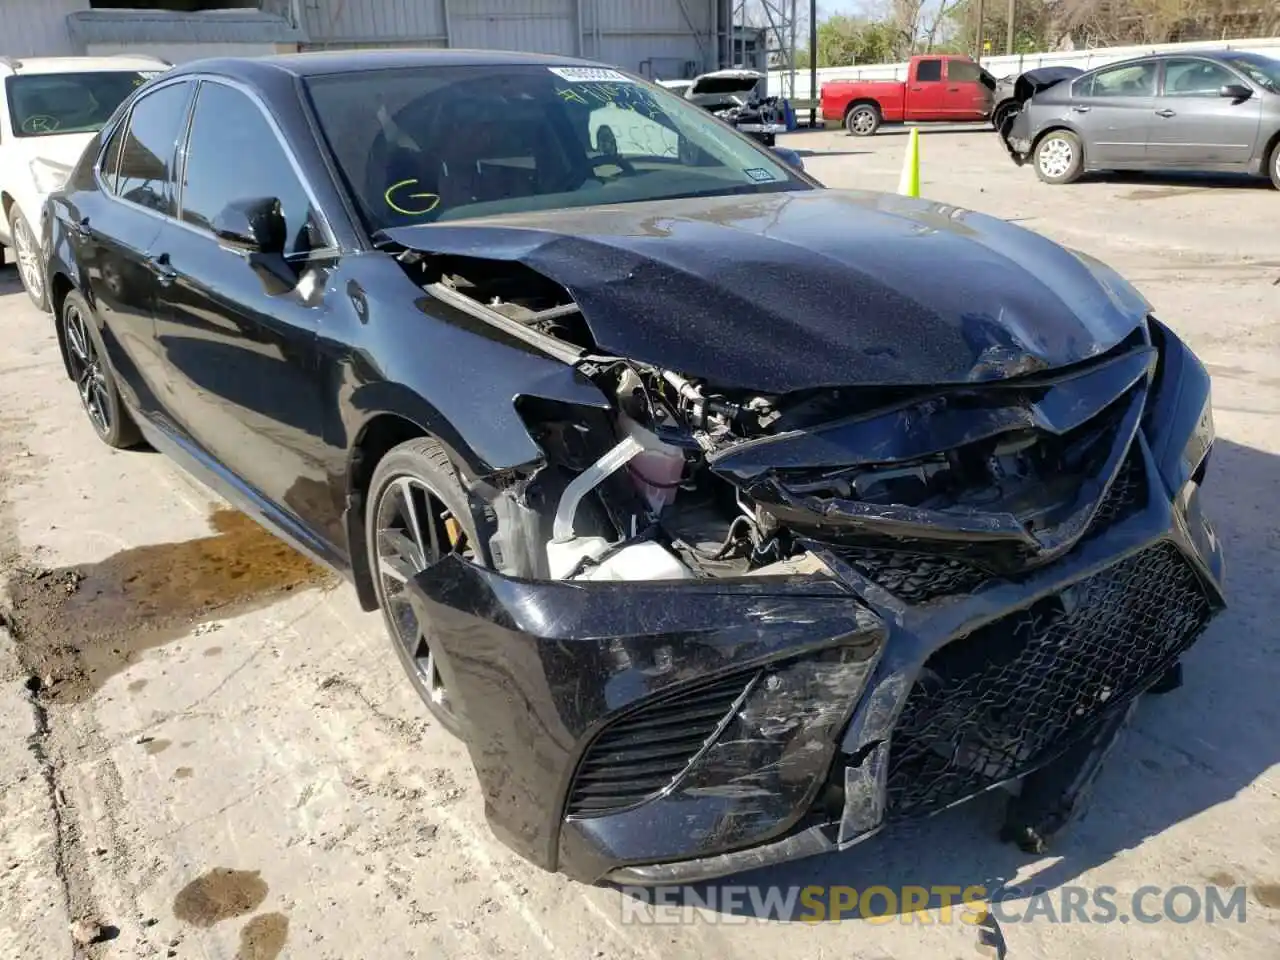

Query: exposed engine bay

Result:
[401,251,1158,589]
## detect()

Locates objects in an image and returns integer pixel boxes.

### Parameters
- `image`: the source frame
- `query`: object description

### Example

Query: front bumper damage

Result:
[407,435,1224,885]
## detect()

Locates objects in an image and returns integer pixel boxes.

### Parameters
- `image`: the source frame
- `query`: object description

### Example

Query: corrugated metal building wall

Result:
[298,0,724,77]
[0,0,727,79]
[0,0,86,57]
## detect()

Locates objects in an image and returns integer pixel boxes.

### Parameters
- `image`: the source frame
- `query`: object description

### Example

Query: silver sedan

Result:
[1002,50,1280,188]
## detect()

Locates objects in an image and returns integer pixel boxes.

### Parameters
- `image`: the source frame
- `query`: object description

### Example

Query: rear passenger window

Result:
[99,120,127,194]
[1088,62,1158,98]
[947,60,982,83]
[179,81,323,258]
[116,82,192,216]
[916,59,943,82]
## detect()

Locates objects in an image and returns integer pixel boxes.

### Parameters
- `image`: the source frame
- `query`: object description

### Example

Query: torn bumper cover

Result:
[406,426,1224,884]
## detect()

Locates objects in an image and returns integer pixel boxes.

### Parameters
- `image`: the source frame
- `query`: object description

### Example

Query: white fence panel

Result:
[769,34,1280,102]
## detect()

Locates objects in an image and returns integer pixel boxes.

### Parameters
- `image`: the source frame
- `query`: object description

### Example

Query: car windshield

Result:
[304,63,808,231]
[4,71,155,137]
[1223,53,1280,93]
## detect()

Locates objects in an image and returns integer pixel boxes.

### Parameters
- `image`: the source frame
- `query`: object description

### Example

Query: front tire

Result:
[1268,140,1280,190]
[845,103,881,137]
[9,205,48,311]
[1033,130,1084,184]
[366,437,492,737]
[61,290,142,449]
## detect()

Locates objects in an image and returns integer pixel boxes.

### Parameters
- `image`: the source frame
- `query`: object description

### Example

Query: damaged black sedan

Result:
[44,49,1224,885]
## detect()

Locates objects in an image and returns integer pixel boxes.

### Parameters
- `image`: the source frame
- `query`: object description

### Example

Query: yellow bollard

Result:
[897,127,921,198]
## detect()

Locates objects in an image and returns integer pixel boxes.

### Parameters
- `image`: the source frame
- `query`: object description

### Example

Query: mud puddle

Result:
[4,508,333,703]
[236,913,289,960]
[173,868,269,927]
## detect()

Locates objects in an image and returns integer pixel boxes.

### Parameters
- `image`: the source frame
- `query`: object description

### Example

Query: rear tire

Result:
[845,103,881,137]
[1269,140,1280,190]
[60,289,142,449]
[366,437,492,738]
[1033,130,1084,184]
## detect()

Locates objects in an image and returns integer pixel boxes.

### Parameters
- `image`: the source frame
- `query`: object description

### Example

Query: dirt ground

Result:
[2,125,1279,960]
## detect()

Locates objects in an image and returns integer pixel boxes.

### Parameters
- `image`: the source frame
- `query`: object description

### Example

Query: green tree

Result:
[814,13,897,66]
[946,0,1055,56]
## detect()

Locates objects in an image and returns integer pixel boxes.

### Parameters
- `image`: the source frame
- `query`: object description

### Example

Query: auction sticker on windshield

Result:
[745,168,778,182]
[549,67,632,83]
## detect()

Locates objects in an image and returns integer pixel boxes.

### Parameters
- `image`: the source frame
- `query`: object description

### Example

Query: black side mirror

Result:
[1219,83,1253,100]
[212,197,287,256]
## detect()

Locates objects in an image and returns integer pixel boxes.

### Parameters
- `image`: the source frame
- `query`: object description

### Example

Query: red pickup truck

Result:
[822,54,997,136]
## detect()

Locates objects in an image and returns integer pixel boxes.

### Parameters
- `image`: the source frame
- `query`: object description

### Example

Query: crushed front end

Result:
[396,250,1224,885]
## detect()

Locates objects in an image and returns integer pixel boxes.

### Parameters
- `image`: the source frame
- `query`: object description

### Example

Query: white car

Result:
[656,69,788,145]
[0,54,169,309]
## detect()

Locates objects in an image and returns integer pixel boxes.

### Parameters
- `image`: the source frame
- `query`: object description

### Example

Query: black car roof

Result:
[167,47,605,81]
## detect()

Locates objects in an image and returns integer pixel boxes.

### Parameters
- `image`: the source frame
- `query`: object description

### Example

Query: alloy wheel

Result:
[373,475,474,725]
[63,304,112,437]
[1039,138,1073,180]
[850,109,876,135]
[12,213,45,304]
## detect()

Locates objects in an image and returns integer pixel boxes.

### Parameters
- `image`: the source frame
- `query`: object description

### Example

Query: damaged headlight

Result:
[1184,391,1214,483]
[1145,317,1215,493]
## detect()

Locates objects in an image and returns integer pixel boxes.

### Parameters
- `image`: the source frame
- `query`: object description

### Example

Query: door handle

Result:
[1071,105,1091,113]
[1155,108,1176,118]
[910,86,923,91]
[71,216,91,239]
[947,86,960,92]
[148,252,178,286]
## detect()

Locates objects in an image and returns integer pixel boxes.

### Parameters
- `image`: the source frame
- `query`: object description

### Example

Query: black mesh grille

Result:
[566,673,752,817]
[884,541,1211,819]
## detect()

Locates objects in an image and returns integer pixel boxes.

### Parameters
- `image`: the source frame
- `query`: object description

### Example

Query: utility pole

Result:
[789,0,797,101]
[1006,0,1015,54]
[974,0,985,62]
[809,0,817,126]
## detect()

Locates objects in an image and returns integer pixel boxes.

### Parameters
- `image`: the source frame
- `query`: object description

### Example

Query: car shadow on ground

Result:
[1088,170,1273,193]
[791,148,873,158]
[873,123,996,137]
[622,436,1278,925]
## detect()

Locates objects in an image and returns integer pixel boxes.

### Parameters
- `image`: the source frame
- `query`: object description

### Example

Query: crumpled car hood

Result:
[383,189,1150,393]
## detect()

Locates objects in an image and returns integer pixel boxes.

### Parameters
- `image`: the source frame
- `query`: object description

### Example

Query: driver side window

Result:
[1163,59,1238,97]
[179,80,322,258]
